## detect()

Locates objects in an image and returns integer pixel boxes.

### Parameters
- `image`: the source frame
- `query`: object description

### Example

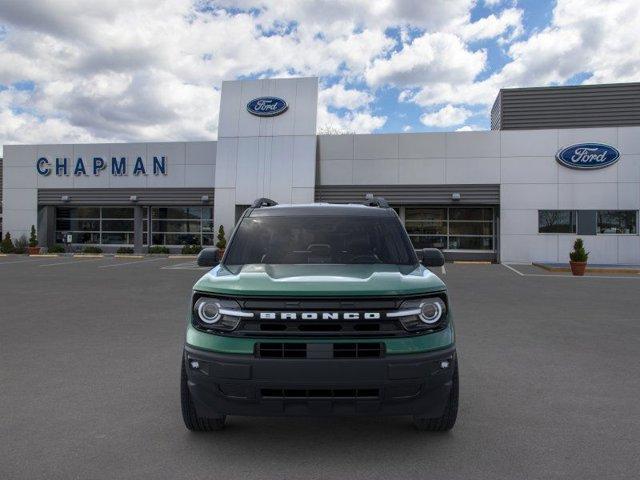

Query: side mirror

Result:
[197,247,220,267]
[420,248,445,267]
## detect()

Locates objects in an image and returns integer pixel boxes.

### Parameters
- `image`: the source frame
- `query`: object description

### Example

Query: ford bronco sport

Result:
[181,197,458,431]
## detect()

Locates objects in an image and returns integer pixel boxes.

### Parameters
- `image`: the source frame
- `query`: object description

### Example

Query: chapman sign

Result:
[246,97,288,117]
[36,156,167,177]
[556,143,620,170]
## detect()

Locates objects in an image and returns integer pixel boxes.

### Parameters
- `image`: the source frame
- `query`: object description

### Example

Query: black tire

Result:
[181,357,226,431]
[413,360,459,432]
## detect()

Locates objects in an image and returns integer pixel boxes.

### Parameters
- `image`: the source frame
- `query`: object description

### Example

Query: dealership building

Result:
[1,78,639,264]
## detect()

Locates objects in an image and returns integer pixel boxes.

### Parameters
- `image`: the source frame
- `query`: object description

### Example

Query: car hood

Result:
[193,263,446,297]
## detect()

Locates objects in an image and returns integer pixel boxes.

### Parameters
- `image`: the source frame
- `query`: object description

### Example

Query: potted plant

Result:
[215,225,227,258]
[28,225,40,255]
[569,238,589,276]
[13,235,28,254]
[1,232,14,253]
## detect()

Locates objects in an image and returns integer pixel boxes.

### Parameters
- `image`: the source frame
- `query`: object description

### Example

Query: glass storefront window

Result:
[55,206,140,245]
[150,207,215,246]
[538,210,576,233]
[597,211,638,234]
[404,206,494,251]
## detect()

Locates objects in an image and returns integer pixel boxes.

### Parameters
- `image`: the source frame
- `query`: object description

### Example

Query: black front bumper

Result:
[184,344,456,417]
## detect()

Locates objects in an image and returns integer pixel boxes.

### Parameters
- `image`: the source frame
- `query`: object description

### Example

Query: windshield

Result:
[224,215,417,267]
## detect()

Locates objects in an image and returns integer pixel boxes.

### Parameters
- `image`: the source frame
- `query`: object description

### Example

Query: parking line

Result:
[39,258,106,267]
[502,263,525,276]
[98,257,166,269]
[502,263,640,280]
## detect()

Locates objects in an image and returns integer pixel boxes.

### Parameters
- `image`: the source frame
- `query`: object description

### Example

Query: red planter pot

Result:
[570,261,587,276]
[27,246,41,255]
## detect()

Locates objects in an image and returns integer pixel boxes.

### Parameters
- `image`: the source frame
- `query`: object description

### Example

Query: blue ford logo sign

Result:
[556,143,620,170]
[247,97,288,117]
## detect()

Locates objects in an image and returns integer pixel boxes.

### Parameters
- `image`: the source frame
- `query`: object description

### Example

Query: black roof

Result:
[248,203,396,217]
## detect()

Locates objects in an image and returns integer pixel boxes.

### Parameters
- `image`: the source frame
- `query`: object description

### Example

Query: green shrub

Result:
[48,244,66,253]
[181,244,202,255]
[29,225,38,247]
[13,235,28,254]
[215,225,227,250]
[148,245,170,254]
[1,233,14,253]
[569,238,589,262]
[116,247,135,254]
[82,246,103,254]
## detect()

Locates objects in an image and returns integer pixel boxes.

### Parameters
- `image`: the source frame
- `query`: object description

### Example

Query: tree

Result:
[569,238,589,262]
[1,232,15,253]
[215,225,227,250]
[29,225,38,247]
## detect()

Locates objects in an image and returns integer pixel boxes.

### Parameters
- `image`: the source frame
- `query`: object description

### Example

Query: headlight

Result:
[419,299,445,324]
[192,296,248,331]
[195,298,221,324]
[388,296,447,331]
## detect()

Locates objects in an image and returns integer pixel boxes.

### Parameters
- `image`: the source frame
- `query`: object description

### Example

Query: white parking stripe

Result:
[502,263,640,279]
[98,257,166,269]
[502,263,525,276]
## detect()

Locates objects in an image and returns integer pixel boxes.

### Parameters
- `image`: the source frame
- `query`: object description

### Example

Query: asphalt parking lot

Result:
[1,256,639,480]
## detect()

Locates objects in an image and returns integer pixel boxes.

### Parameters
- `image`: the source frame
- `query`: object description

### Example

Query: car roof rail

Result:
[251,197,278,208]
[364,194,390,208]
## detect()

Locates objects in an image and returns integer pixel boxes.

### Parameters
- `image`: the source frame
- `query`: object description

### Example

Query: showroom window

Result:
[538,210,577,233]
[597,210,638,234]
[55,207,141,245]
[150,206,214,245]
[404,207,494,250]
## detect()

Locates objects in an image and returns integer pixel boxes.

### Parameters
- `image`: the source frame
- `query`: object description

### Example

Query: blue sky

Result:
[0,0,638,150]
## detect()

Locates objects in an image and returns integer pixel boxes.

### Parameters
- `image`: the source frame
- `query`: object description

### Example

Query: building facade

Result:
[2,77,639,264]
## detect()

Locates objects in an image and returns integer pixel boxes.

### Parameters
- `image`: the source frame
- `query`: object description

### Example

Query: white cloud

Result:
[420,105,472,127]
[458,7,523,42]
[319,84,373,110]
[366,32,486,88]
[456,124,484,131]
[402,125,412,132]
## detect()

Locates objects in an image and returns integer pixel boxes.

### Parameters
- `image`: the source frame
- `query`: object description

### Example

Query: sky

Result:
[0,0,639,154]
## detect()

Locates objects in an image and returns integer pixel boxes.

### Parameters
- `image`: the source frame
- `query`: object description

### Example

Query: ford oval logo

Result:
[556,143,620,170]
[246,97,288,117]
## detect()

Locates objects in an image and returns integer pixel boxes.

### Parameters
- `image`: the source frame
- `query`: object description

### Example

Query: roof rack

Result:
[251,197,278,208]
[364,194,389,208]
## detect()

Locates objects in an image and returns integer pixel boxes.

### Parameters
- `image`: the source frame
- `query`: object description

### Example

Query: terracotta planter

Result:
[27,246,41,255]
[569,261,587,276]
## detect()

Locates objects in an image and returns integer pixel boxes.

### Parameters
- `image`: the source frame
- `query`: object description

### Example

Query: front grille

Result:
[255,342,384,359]
[240,320,400,336]
[257,343,307,358]
[333,343,383,358]
[261,388,380,399]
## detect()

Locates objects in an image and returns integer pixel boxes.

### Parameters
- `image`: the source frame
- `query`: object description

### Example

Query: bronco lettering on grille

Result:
[258,312,381,320]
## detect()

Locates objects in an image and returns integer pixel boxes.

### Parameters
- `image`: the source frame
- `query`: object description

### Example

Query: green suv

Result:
[181,198,458,431]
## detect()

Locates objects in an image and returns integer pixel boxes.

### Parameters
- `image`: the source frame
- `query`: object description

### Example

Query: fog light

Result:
[189,360,200,370]
[440,360,450,369]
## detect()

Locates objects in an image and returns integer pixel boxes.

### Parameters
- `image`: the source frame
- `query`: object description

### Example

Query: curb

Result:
[73,254,105,258]
[532,262,640,275]
[453,261,492,265]
[168,255,197,259]
[114,254,145,259]
[30,254,59,257]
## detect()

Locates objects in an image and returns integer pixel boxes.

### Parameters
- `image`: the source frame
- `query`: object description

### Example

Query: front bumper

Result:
[184,344,456,417]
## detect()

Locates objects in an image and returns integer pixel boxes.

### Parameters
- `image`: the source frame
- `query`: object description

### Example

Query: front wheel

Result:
[413,360,458,432]
[181,357,226,431]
